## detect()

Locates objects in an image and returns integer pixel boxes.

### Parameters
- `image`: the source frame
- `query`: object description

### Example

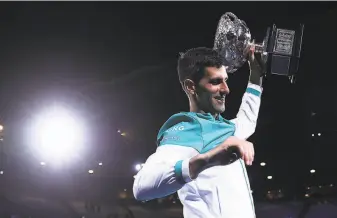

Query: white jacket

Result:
[133,83,262,218]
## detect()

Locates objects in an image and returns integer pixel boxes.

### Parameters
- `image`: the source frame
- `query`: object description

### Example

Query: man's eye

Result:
[210,80,221,85]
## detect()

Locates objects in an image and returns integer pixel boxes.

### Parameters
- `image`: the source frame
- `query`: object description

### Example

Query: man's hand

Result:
[244,41,267,86]
[204,136,254,166]
[189,136,255,179]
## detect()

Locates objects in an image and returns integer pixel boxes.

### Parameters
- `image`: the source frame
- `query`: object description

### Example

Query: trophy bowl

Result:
[214,12,253,73]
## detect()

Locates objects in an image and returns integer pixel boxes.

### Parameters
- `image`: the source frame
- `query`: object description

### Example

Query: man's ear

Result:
[183,79,196,95]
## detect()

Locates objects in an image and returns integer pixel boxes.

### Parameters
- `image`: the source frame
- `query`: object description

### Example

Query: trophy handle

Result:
[289,75,296,84]
[223,12,238,21]
[224,12,249,30]
[251,27,271,56]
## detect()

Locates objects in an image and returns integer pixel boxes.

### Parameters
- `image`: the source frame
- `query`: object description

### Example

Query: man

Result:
[133,46,264,218]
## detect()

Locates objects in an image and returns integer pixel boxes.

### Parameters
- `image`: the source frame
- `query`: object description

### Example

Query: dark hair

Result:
[177,47,224,84]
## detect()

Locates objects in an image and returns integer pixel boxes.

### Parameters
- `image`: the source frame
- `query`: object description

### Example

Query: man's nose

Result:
[220,82,230,95]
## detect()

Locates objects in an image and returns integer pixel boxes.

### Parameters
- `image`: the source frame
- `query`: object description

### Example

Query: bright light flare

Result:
[135,163,144,171]
[135,164,142,171]
[31,107,85,163]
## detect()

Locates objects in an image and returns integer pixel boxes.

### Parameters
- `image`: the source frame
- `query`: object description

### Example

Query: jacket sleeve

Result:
[133,113,202,201]
[133,145,199,201]
[231,82,263,140]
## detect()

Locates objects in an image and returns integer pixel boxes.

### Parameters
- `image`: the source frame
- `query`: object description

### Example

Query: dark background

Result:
[0,1,337,217]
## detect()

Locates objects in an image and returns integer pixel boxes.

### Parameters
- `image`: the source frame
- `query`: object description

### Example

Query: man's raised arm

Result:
[230,82,262,140]
[231,47,264,140]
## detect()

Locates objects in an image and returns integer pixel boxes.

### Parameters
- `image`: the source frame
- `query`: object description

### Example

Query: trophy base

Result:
[262,24,304,84]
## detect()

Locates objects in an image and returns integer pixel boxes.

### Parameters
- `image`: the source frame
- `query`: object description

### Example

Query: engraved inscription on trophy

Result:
[273,29,295,55]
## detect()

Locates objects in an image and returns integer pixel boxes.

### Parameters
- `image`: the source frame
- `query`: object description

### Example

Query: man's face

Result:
[195,66,230,114]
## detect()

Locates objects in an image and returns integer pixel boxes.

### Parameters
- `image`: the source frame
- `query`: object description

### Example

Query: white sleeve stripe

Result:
[182,158,193,183]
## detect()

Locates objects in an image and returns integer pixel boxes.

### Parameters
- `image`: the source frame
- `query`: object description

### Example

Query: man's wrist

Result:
[175,157,201,183]
[188,154,207,180]
[246,82,263,97]
[249,73,263,86]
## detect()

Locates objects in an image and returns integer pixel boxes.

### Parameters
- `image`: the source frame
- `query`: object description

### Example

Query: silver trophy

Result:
[214,12,304,83]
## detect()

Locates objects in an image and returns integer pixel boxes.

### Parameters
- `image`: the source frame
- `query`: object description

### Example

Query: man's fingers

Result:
[243,143,254,166]
[235,145,246,164]
[250,143,255,165]
[242,149,251,166]
[246,150,252,166]
[250,144,255,165]
[237,146,246,162]
[249,149,254,165]
[251,144,255,160]
[249,45,255,62]
[243,44,251,57]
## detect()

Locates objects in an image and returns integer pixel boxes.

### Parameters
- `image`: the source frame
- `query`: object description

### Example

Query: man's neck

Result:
[189,105,220,119]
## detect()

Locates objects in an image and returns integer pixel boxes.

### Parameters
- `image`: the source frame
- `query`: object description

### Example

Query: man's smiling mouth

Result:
[214,96,225,103]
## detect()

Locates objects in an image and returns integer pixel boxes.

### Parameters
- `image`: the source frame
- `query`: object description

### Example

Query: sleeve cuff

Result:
[174,159,193,184]
[246,82,263,97]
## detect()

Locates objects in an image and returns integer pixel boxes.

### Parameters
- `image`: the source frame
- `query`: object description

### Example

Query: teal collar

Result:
[192,112,228,122]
